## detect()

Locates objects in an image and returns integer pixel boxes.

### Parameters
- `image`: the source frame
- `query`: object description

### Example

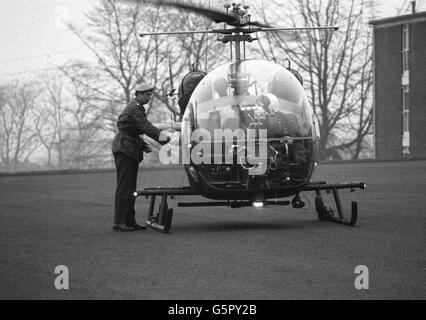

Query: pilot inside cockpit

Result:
[255,93,279,113]
[213,77,229,98]
[255,92,300,137]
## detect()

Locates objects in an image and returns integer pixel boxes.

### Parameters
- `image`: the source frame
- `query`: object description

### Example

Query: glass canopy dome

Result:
[182,59,314,140]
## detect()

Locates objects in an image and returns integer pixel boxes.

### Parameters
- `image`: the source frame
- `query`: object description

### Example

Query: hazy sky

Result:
[0,0,421,81]
[0,0,93,79]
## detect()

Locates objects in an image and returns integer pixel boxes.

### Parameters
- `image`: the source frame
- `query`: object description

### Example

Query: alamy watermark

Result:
[54,265,69,290]
[354,265,369,290]
[159,128,270,175]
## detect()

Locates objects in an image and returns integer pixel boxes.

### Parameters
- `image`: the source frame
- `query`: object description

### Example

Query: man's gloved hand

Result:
[143,144,152,153]
[159,130,172,145]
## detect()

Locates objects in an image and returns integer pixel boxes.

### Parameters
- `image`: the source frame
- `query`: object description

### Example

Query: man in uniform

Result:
[112,83,171,231]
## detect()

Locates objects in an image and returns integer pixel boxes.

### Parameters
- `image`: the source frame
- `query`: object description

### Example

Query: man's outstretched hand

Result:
[159,130,173,145]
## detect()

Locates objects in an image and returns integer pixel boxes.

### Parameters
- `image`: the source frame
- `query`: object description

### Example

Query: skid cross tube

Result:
[301,181,366,192]
[178,200,290,208]
[135,186,198,197]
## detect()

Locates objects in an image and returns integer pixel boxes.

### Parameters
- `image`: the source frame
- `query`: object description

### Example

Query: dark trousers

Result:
[114,153,139,225]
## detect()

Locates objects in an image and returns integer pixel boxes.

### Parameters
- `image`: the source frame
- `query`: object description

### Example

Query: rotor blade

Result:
[248,21,274,28]
[260,25,339,32]
[167,42,174,91]
[138,29,215,37]
[159,0,239,24]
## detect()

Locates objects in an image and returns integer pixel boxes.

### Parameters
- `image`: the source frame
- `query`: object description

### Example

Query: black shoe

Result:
[132,223,147,230]
[113,223,137,232]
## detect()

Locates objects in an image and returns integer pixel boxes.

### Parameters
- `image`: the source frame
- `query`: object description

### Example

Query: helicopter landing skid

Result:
[136,187,198,233]
[135,181,365,232]
[145,193,174,233]
[301,181,365,227]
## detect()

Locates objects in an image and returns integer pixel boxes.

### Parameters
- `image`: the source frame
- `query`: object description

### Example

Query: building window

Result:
[402,85,409,111]
[402,86,409,136]
[402,24,409,71]
[401,24,410,156]
[402,24,409,50]
[402,110,409,133]
[402,109,410,156]
[402,51,409,71]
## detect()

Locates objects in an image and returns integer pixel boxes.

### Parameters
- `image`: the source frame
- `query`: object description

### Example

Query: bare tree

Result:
[0,81,41,171]
[257,0,374,159]
[154,0,228,121]
[65,0,229,123]
[60,64,112,168]
[33,98,56,169]
[66,0,173,128]
[393,0,426,15]
[32,73,71,169]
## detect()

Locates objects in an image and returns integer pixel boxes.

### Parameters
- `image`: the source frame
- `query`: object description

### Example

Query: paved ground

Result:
[0,161,425,299]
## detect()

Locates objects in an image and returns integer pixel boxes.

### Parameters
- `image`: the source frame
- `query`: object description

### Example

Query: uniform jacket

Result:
[112,99,162,163]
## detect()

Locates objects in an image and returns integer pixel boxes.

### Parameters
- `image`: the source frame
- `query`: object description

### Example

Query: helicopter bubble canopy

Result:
[183,60,314,139]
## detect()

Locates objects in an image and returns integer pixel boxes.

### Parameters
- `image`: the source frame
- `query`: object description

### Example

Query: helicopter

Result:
[133,1,366,233]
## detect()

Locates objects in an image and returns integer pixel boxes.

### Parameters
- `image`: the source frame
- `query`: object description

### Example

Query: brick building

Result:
[370,11,426,159]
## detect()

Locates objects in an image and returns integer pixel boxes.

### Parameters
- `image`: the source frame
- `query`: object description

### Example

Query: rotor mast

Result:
[224,3,252,61]
[217,3,339,61]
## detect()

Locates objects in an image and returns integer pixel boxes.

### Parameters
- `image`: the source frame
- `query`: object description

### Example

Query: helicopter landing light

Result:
[252,201,264,208]
[252,192,265,208]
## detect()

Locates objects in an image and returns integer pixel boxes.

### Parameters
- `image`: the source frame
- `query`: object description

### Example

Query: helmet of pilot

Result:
[268,72,302,103]
[213,77,229,97]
